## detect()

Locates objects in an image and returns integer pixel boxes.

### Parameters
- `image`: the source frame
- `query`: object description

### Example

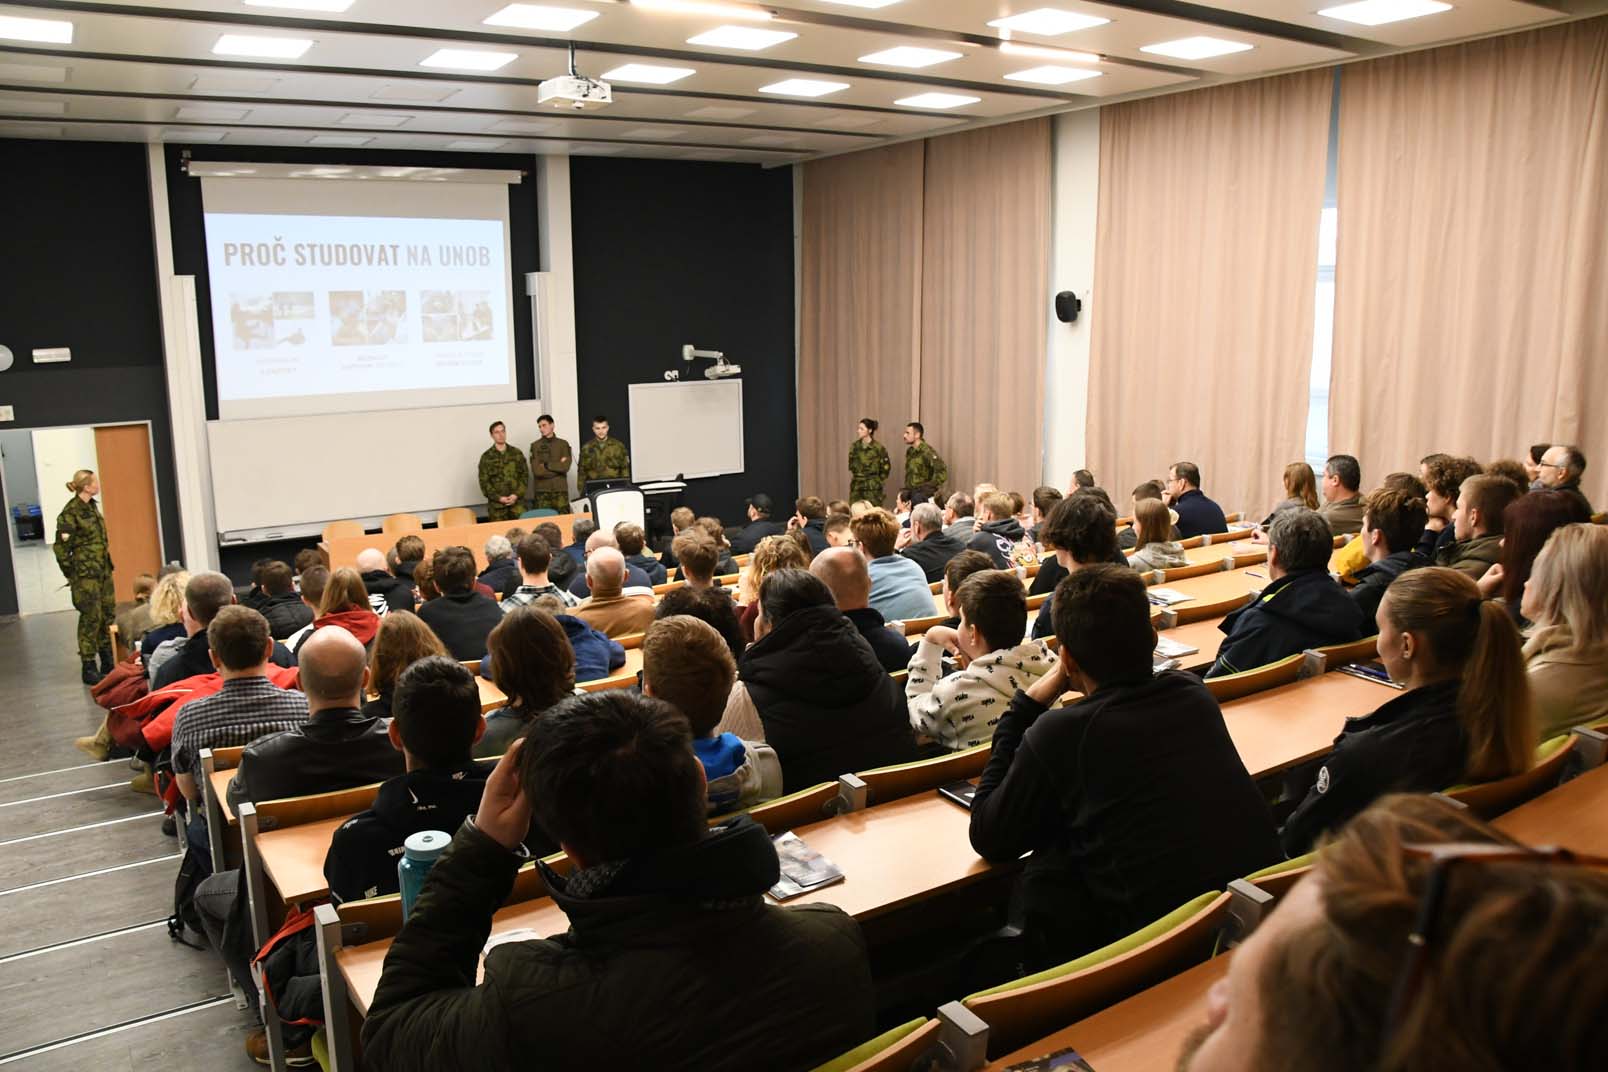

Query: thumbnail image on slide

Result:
[421,290,494,343]
[230,291,316,350]
[330,290,408,347]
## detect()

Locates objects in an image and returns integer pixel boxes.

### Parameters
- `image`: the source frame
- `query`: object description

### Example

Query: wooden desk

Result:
[259,814,349,906]
[476,676,507,713]
[210,768,238,825]
[1163,617,1227,675]
[326,514,581,573]
[1174,541,1265,568]
[985,955,1227,1071]
[1221,672,1394,779]
[1494,763,1608,853]
[1160,564,1265,604]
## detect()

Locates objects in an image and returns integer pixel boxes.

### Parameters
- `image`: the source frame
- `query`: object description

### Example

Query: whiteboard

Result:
[627,380,744,482]
[207,400,550,535]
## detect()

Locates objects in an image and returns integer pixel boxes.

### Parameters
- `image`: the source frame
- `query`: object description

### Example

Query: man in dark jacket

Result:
[227,626,403,808]
[899,503,965,582]
[967,493,1026,569]
[256,560,314,640]
[325,657,557,904]
[1349,486,1428,629]
[1414,454,1483,565]
[810,548,914,672]
[1536,443,1594,515]
[360,689,876,1072]
[970,565,1280,969]
[355,547,417,616]
[729,493,787,555]
[417,546,506,662]
[789,496,830,557]
[567,530,655,599]
[1437,474,1519,582]
[615,522,668,586]
[1165,462,1229,539]
[154,571,295,690]
[1207,510,1365,678]
[476,535,521,595]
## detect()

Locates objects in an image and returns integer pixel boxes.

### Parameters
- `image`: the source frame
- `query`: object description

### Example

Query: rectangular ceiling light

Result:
[601,63,696,83]
[631,0,771,20]
[308,134,373,146]
[0,15,74,44]
[0,62,69,82]
[760,78,849,97]
[895,92,980,109]
[446,138,509,150]
[244,0,356,11]
[213,34,315,59]
[987,9,1109,35]
[339,111,412,127]
[420,48,519,70]
[1139,36,1253,60]
[1004,65,1102,85]
[174,104,249,120]
[687,26,798,50]
[858,46,962,68]
[1317,0,1452,26]
[483,4,601,31]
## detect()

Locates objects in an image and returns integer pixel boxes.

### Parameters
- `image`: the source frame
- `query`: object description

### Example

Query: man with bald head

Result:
[153,571,294,690]
[811,546,915,672]
[567,528,655,599]
[574,546,655,638]
[357,546,416,616]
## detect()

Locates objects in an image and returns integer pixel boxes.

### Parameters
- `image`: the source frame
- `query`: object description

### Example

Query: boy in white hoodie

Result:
[907,570,1057,750]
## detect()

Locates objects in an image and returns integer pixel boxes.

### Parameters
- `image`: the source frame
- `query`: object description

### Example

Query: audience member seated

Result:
[363,611,446,719]
[281,566,329,655]
[721,569,915,793]
[1116,479,1171,550]
[476,535,520,597]
[823,513,853,548]
[854,508,941,621]
[1439,473,1521,580]
[239,559,273,612]
[534,522,578,591]
[1207,510,1363,678]
[497,528,528,598]
[567,528,654,599]
[656,587,744,665]
[139,569,189,671]
[616,522,668,586]
[574,547,655,638]
[1263,462,1319,526]
[730,493,787,555]
[411,558,439,602]
[1519,524,1608,739]
[1332,471,1426,582]
[1349,486,1429,627]
[655,506,697,571]
[810,547,914,673]
[790,496,830,556]
[417,546,505,661]
[1480,489,1593,617]
[1127,497,1190,572]
[1317,453,1365,535]
[908,571,1055,751]
[563,517,595,567]
[114,572,157,646]
[936,550,998,629]
[671,530,721,591]
[644,616,781,813]
[392,535,426,590]
[305,567,382,648]
[227,626,402,808]
[893,486,927,527]
[970,565,1280,970]
[899,502,966,582]
[502,534,580,611]
[357,547,416,615]
[1175,794,1608,1072]
[735,534,809,645]
[1165,461,1229,539]
[942,491,977,541]
[1485,456,1530,490]
[358,689,875,1072]
[1416,454,1483,564]
[1535,443,1593,514]
[1026,485,1062,544]
[154,572,294,690]
[693,516,741,576]
[967,493,1027,569]
[1031,493,1120,640]
[325,656,556,904]
[1280,568,1533,855]
[1071,468,1096,491]
[254,560,313,640]
[476,607,576,758]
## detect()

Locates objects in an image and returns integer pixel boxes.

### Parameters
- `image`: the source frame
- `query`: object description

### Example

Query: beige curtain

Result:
[797,141,924,506]
[1330,18,1608,508]
[1086,70,1333,519]
[919,118,1052,501]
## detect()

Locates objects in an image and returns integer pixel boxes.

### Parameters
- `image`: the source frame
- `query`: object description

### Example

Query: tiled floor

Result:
[10,543,77,616]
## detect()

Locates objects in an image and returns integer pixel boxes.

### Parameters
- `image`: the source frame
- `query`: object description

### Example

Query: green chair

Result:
[809,1018,940,1072]
[519,508,560,519]
[1444,734,1576,819]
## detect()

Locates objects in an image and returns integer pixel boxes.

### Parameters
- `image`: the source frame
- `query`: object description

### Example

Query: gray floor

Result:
[0,612,260,1070]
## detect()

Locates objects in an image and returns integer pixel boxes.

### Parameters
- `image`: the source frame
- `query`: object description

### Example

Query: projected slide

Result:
[204,213,514,415]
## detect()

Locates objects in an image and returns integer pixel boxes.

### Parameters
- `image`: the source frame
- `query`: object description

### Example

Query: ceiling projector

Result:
[537,74,612,111]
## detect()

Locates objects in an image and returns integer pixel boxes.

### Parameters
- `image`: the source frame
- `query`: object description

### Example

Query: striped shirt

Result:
[169,675,309,776]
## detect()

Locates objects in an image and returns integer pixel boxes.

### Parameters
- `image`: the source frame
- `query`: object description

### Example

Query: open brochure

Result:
[769,831,847,901]
[1003,1046,1098,1071]
[1154,635,1200,658]
[1146,587,1195,607]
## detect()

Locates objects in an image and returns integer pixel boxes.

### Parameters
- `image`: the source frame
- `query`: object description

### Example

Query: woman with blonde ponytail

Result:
[1280,566,1533,854]
[53,468,117,685]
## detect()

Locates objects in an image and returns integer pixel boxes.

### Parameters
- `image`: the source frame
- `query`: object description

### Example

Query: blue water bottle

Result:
[398,830,451,922]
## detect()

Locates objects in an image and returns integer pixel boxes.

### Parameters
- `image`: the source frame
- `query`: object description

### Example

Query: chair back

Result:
[322,520,365,543]
[1203,652,1306,703]
[652,580,686,596]
[1299,635,1380,677]
[1223,512,1243,524]
[380,513,421,535]
[211,744,246,771]
[737,782,840,835]
[857,745,991,806]
[1152,560,1230,584]
[436,507,477,528]
[1025,592,1050,611]
[897,613,949,637]
[521,508,560,518]
[809,1019,941,1072]
[615,631,646,650]
[577,670,639,693]
[1177,534,1207,549]
[1445,737,1577,819]
[1245,853,1317,900]
[253,782,383,831]
[109,623,130,665]
[1168,591,1252,626]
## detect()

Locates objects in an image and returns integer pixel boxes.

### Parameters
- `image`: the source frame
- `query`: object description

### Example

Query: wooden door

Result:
[93,424,162,602]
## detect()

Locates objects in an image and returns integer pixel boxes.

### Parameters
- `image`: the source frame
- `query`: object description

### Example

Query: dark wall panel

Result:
[570,158,797,526]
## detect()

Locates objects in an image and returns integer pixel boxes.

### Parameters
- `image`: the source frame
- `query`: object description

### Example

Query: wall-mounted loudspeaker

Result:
[1054,291,1082,323]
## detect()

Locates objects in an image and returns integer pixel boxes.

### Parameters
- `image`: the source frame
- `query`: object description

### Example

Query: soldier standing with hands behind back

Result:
[529,414,572,513]
[479,421,530,522]
[903,421,949,501]
[578,415,631,488]
[54,469,116,685]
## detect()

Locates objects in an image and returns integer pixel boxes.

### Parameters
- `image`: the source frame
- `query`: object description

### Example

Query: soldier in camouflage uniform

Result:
[528,414,573,513]
[578,415,631,487]
[53,469,116,685]
[848,418,891,506]
[902,421,949,500]
[478,420,530,522]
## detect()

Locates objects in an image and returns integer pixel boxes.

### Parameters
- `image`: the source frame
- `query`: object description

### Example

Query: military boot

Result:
[98,648,115,676]
[81,659,104,686]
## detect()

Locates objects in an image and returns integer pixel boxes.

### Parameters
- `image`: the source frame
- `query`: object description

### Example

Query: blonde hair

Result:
[1133,497,1174,550]
[848,500,874,518]
[740,533,809,603]
[66,469,95,494]
[1525,524,1608,652]
[149,570,190,628]
[319,567,371,616]
[1284,462,1319,510]
[1381,568,1534,781]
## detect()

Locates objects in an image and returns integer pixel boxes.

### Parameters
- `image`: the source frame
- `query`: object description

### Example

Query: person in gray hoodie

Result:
[1127,498,1191,573]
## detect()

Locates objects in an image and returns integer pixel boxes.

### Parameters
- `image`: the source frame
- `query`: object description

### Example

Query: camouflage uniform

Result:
[848,438,891,506]
[904,440,949,498]
[53,495,116,661]
[578,436,631,486]
[529,435,573,513]
[478,445,530,522]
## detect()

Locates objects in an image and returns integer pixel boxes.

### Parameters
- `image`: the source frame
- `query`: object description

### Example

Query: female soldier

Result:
[54,469,115,684]
[848,418,891,507]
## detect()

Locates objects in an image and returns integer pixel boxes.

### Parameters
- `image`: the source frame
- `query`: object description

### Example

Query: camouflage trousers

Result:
[849,480,886,508]
[487,499,527,523]
[71,575,116,660]
[531,490,571,513]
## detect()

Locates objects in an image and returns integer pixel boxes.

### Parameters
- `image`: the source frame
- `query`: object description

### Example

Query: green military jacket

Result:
[529,436,573,494]
[904,441,949,492]
[478,445,530,502]
[54,495,113,580]
[579,436,631,484]
[848,439,891,494]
